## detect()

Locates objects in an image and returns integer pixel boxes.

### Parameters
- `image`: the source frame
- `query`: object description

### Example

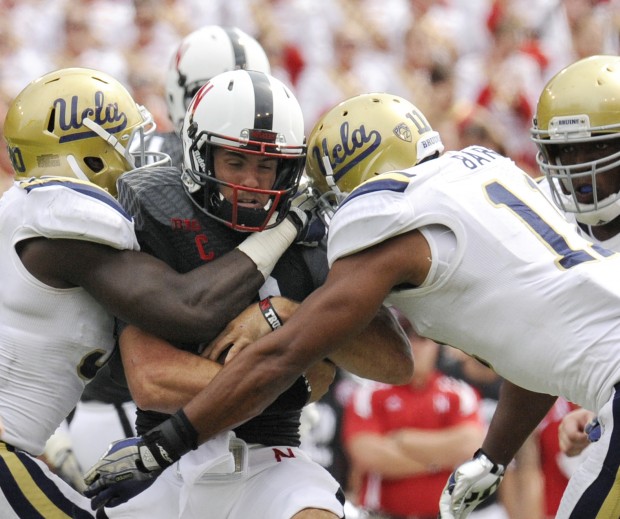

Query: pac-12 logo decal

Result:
[53,91,128,143]
[310,121,381,183]
[393,122,412,142]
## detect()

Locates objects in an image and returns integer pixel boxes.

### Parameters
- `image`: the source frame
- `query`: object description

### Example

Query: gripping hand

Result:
[289,183,326,246]
[439,449,505,518]
[83,437,164,509]
[83,410,197,510]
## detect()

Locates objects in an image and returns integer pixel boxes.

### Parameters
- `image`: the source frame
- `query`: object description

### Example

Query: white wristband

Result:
[236,218,297,279]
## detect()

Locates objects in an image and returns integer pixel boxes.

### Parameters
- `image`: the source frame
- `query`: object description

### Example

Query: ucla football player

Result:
[530,54,620,516]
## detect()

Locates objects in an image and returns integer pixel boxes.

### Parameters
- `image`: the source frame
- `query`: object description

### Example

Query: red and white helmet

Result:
[181,69,306,232]
[166,25,271,134]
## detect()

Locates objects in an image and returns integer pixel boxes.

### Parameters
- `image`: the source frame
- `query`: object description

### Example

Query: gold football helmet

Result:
[3,67,169,197]
[531,55,620,225]
[305,93,443,223]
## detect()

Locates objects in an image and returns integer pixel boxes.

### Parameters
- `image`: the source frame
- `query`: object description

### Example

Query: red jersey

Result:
[342,373,483,517]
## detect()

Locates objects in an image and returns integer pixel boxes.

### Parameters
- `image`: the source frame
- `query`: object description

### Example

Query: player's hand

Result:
[204,297,301,362]
[202,300,276,362]
[305,360,336,402]
[439,449,505,518]
[83,437,164,509]
[558,408,596,456]
[288,183,326,246]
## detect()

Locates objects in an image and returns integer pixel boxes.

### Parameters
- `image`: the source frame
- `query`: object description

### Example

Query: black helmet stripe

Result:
[225,27,248,69]
[247,70,274,130]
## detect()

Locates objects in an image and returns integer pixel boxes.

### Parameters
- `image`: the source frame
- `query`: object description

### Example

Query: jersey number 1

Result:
[485,181,613,269]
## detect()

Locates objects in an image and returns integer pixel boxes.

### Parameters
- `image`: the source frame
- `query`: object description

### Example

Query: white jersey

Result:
[327,146,620,414]
[0,177,138,455]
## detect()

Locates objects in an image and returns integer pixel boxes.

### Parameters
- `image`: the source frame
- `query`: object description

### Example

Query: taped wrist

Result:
[266,374,312,412]
[236,219,298,280]
[259,297,283,330]
[141,409,198,470]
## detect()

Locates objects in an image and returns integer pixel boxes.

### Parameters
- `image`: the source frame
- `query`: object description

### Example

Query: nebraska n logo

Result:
[273,448,296,463]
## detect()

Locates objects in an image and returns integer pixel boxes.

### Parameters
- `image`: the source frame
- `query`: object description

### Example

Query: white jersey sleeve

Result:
[0,178,138,455]
[11,177,138,249]
[327,170,427,267]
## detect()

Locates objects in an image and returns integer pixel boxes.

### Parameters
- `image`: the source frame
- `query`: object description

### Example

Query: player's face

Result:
[549,140,620,206]
[212,148,278,208]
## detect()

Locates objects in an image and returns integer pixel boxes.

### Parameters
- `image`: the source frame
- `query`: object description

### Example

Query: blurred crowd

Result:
[1,0,619,179]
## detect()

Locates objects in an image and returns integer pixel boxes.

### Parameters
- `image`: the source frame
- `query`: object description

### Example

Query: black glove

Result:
[84,410,198,509]
[289,186,326,246]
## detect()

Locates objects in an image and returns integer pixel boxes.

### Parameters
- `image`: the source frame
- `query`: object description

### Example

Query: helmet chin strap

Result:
[321,155,346,201]
[574,195,620,226]
[82,117,136,169]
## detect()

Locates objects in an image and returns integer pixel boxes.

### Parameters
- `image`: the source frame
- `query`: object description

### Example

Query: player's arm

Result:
[183,229,427,443]
[83,231,424,507]
[120,325,335,413]
[438,381,556,517]
[206,295,412,384]
[17,237,263,344]
[119,326,221,414]
[482,381,557,466]
[326,304,412,384]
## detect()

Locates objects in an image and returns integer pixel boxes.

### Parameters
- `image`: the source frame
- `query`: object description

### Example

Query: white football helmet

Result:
[166,25,271,134]
[4,67,169,197]
[181,69,306,232]
[531,55,620,225]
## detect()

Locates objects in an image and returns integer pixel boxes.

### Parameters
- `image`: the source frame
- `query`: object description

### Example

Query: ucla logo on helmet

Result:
[311,121,382,182]
[53,90,128,143]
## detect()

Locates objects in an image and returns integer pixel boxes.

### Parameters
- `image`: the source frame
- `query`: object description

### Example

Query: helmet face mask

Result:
[305,93,444,225]
[4,67,169,197]
[166,25,271,134]
[181,70,305,232]
[531,55,620,226]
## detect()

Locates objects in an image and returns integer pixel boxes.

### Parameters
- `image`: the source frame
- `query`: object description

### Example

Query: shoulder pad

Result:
[17,177,138,250]
[327,188,410,266]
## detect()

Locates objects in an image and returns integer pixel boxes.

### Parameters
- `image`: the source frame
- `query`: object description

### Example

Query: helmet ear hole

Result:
[84,157,105,173]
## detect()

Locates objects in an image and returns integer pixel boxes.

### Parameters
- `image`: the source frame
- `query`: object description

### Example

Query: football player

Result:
[64,23,273,483]
[148,25,272,167]
[86,90,620,519]
[529,54,620,516]
[0,66,314,518]
[85,70,412,519]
